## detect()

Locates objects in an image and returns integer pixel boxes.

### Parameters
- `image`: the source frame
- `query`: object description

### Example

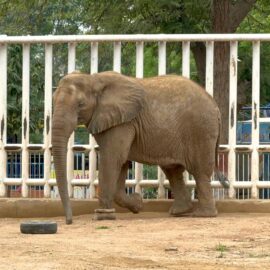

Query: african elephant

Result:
[52,71,226,224]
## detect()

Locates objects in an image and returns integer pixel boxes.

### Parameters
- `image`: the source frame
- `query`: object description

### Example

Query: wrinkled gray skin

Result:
[52,71,221,224]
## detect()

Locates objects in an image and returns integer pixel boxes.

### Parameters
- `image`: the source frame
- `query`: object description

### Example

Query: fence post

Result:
[157,41,166,199]
[205,41,216,188]
[67,42,76,198]
[182,41,190,78]
[89,42,98,199]
[0,41,7,197]
[44,43,53,198]
[251,41,260,199]
[228,41,238,199]
[113,41,121,73]
[158,41,166,75]
[205,41,214,96]
[181,41,190,184]
[135,41,144,195]
[21,43,30,198]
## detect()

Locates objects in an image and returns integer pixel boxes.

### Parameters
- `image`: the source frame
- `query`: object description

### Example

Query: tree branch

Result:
[229,0,257,32]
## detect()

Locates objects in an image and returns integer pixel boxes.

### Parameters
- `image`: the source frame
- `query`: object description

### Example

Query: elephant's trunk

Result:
[52,108,77,224]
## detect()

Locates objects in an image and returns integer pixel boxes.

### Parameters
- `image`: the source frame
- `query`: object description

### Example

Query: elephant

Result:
[52,71,228,224]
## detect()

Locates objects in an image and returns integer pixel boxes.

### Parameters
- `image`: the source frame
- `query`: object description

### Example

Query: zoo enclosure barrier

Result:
[0,34,269,200]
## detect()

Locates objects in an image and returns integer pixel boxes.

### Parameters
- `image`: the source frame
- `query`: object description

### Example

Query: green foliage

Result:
[7,45,22,142]
[79,0,212,34]
[142,187,158,199]
[215,243,229,252]
[238,0,270,34]
[29,44,45,143]
[237,0,270,105]
[75,126,89,145]
[261,43,270,105]
[121,43,137,76]
[143,165,157,179]
[215,243,229,258]
[0,0,84,35]
[142,165,158,198]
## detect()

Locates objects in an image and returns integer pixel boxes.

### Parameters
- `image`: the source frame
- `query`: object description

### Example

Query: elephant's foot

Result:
[169,200,193,216]
[127,193,143,213]
[93,208,116,220]
[191,205,217,217]
[114,192,143,214]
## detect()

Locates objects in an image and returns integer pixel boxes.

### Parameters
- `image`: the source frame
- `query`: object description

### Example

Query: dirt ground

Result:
[1,213,270,270]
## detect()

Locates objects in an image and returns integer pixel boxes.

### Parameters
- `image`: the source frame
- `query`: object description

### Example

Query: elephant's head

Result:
[52,71,145,224]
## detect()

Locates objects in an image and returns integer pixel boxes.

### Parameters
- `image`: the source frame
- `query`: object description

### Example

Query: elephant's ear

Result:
[88,72,146,134]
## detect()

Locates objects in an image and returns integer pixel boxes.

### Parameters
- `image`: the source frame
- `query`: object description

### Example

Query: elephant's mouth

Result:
[78,115,89,126]
[77,113,93,127]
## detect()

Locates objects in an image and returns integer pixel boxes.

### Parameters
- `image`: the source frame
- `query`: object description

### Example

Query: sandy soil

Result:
[1,212,270,270]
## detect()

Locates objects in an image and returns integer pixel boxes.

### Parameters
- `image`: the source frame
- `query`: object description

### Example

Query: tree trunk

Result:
[191,42,206,85]
[212,0,230,144]
[191,0,257,144]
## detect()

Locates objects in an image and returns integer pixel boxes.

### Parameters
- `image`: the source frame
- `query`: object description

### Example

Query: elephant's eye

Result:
[78,101,84,107]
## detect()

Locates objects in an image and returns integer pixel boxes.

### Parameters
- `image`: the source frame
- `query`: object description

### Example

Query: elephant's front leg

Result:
[114,162,143,213]
[97,153,121,209]
[93,152,122,220]
[94,125,135,219]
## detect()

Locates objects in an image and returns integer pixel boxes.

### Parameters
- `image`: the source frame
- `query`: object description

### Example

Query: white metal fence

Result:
[0,34,270,200]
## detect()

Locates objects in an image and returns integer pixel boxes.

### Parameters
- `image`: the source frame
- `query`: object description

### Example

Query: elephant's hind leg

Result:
[162,165,193,216]
[114,162,143,213]
[192,173,217,217]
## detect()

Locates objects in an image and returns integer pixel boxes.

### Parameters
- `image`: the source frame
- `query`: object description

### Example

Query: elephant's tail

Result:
[215,170,229,188]
[214,117,230,189]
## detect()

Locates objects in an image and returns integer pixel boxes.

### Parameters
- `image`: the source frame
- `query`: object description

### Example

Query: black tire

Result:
[20,221,57,234]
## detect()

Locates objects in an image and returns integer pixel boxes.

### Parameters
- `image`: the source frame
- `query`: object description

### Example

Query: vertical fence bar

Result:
[228,41,238,199]
[113,41,121,73]
[268,153,270,181]
[67,43,76,197]
[182,41,190,78]
[205,41,214,96]
[158,41,166,75]
[136,42,144,78]
[251,41,260,199]
[205,41,214,185]
[182,41,190,184]
[135,41,144,195]
[91,42,98,74]
[157,41,166,198]
[157,166,166,199]
[43,44,53,198]
[22,44,30,197]
[89,42,98,199]
[0,42,7,196]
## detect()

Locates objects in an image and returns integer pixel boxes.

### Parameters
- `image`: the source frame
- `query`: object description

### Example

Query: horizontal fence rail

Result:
[2,34,270,43]
[0,34,270,200]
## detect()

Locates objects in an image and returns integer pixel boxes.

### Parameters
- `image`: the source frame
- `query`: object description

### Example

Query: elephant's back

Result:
[139,75,219,125]
[140,75,216,108]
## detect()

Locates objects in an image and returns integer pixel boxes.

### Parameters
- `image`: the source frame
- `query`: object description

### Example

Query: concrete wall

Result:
[1,199,270,218]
